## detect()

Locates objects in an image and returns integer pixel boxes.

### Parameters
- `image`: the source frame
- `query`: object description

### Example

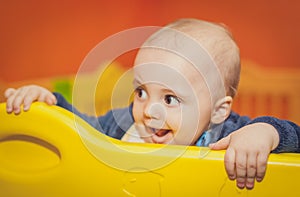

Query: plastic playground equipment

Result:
[0,102,300,197]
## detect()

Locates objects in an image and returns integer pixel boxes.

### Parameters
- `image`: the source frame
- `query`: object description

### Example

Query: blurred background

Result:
[0,0,299,123]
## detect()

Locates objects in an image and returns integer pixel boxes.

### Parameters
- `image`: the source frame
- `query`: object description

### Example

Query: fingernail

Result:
[229,175,236,180]
[23,105,29,111]
[47,98,55,105]
[14,108,20,114]
[246,182,254,190]
[237,182,245,189]
[6,107,12,113]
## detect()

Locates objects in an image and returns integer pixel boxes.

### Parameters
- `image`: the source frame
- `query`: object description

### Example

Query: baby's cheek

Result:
[132,102,142,122]
[165,109,182,132]
[179,112,204,144]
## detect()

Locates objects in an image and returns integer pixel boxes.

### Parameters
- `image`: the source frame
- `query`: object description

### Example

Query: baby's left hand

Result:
[209,123,279,190]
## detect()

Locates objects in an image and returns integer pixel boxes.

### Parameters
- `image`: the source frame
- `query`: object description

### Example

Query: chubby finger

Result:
[5,88,17,113]
[37,91,47,102]
[256,152,268,182]
[6,87,26,114]
[37,92,55,105]
[6,92,17,113]
[209,135,230,150]
[245,152,257,190]
[4,88,16,98]
[23,90,41,111]
[224,147,236,180]
[235,152,247,189]
[45,94,57,105]
[11,88,29,114]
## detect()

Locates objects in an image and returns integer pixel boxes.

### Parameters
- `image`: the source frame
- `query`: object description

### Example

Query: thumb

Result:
[209,135,231,150]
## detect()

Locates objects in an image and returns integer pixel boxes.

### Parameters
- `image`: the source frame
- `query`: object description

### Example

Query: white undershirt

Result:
[121,124,146,143]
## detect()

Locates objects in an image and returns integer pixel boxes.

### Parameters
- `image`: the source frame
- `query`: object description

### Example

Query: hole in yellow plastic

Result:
[0,134,61,173]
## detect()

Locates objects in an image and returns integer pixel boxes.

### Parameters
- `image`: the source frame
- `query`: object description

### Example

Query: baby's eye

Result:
[135,87,147,100]
[164,95,180,106]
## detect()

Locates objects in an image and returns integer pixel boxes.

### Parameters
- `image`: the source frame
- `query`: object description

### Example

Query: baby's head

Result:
[132,18,240,145]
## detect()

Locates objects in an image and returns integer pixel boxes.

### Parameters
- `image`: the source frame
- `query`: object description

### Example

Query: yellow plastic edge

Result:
[0,102,299,197]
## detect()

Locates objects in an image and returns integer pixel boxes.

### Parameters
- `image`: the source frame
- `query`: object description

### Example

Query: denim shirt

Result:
[53,92,300,153]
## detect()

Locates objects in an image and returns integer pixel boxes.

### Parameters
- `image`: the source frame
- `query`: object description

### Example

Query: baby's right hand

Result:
[4,85,57,115]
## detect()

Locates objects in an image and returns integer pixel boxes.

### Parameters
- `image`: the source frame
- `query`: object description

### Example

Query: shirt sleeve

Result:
[218,112,300,153]
[248,116,300,153]
[53,92,134,140]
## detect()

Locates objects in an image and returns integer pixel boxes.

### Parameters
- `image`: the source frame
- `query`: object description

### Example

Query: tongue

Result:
[152,131,173,144]
[155,129,170,137]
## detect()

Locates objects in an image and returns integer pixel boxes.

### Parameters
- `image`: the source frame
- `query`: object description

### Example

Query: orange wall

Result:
[1,0,300,82]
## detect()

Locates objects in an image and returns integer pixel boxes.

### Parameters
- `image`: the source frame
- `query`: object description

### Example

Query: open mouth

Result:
[149,127,173,144]
[135,123,174,144]
[150,128,171,137]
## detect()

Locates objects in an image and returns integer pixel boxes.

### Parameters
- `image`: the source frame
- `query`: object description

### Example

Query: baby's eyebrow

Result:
[160,88,179,97]
[132,78,141,88]
[162,88,187,100]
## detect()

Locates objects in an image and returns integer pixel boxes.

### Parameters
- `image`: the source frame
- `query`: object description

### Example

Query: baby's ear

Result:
[211,96,233,124]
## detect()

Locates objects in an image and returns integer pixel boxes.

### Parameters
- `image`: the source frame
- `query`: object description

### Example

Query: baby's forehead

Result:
[135,48,190,68]
[134,52,208,90]
[135,48,197,74]
[134,47,217,81]
[135,26,221,77]
[134,46,225,99]
[133,62,207,100]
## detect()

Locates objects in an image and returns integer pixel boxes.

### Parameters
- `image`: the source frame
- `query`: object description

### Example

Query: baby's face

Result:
[132,48,213,145]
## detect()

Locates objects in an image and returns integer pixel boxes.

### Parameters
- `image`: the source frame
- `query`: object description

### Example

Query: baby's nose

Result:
[144,102,166,121]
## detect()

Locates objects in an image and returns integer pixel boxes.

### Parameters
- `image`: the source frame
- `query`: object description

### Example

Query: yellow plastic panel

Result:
[0,135,60,173]
[0,102,299,197]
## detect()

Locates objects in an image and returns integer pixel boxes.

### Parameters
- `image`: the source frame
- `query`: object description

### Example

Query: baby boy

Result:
[5,18,300,190]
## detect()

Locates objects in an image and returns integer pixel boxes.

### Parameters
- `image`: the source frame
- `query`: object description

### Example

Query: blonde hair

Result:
[142,18,241,98]
[166,18,241,97]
